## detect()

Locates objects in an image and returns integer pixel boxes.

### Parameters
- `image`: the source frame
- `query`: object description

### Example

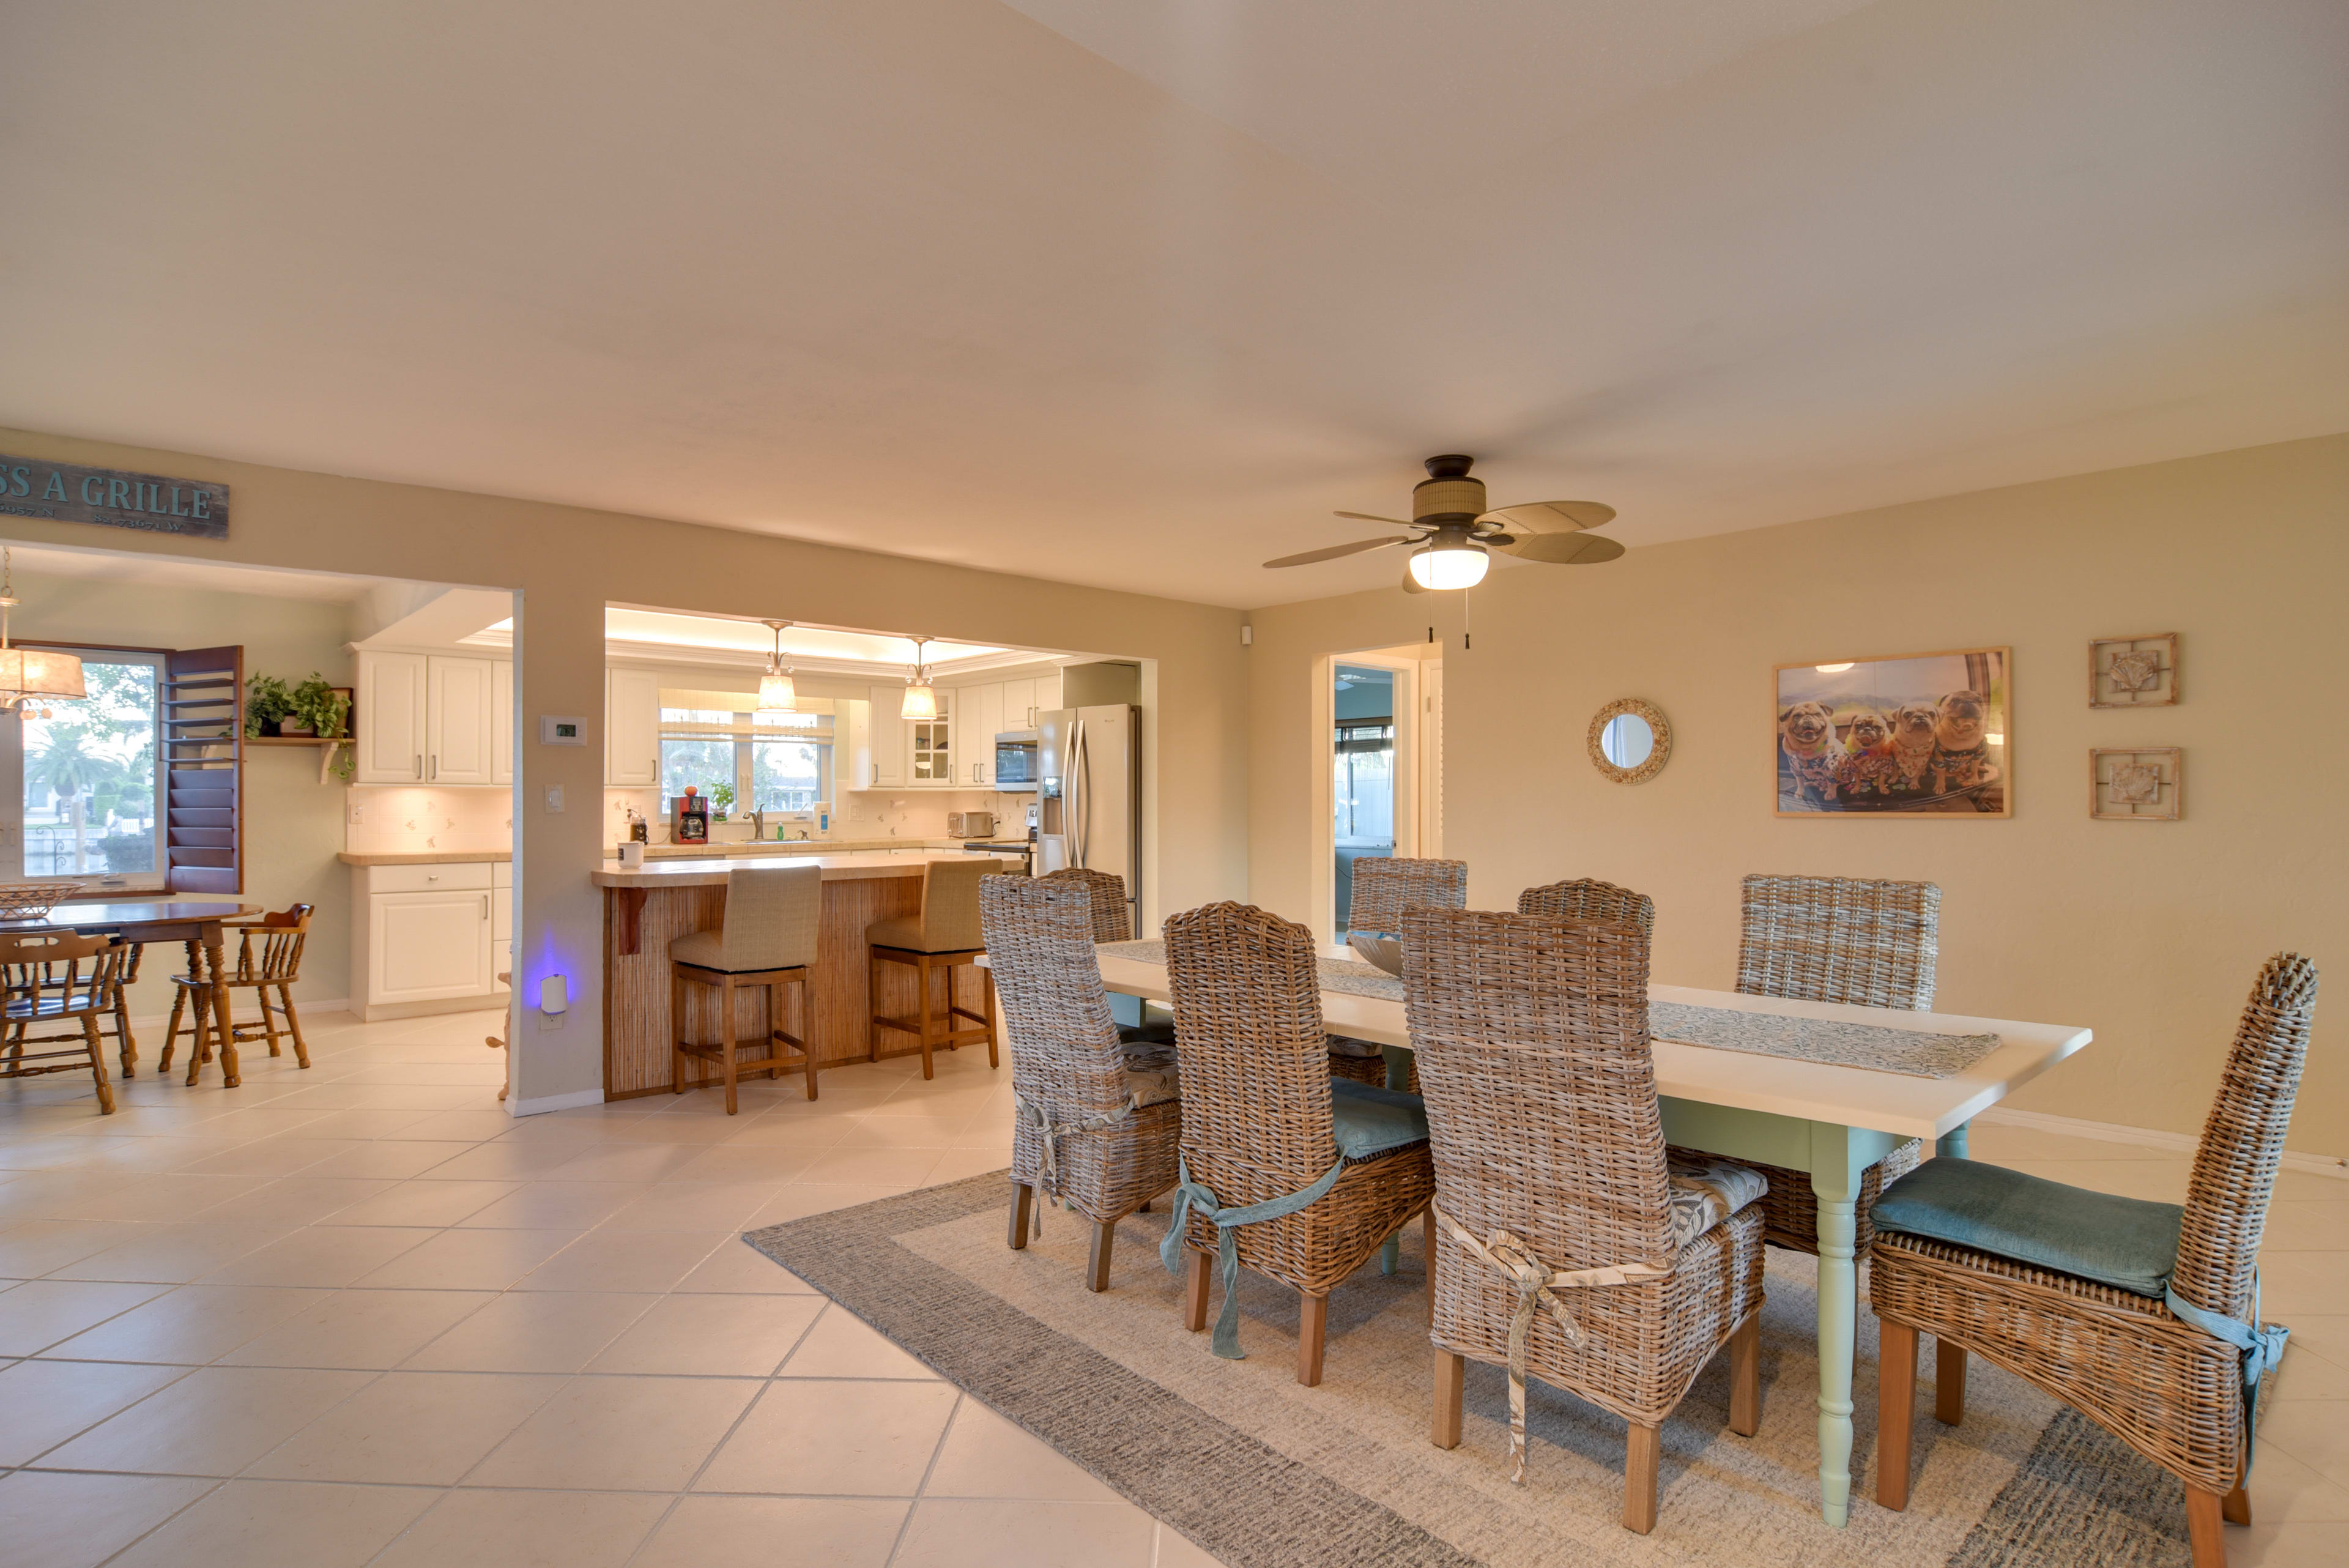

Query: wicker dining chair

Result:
[1668,874,1941,1257]
[0,931,128,1114]
[1516,878,1655,938]
[1872,953,2317,1568]
[1346,856,1468,935]
[987,877,1181,1292]
[159,904,317,1084]
[1040,865,1174,1042]
[1408,907,1765,1533]
[1161,901,1435,1385]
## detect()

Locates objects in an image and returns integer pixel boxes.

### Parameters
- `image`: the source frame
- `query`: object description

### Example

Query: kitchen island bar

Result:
[592,850,1020,1098]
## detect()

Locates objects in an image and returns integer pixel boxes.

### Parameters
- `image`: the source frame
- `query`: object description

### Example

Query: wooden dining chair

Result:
[1408,905,1765,1532]
[1160,901,1434,1385]
[1516,877,1655,938]
[869,859,1001,1079]
[1872,953,2317,1567]
[159,904,316,1084]
[1669,874,1940,1258]
[0,931,129,1114]
[988,877,1181,1290]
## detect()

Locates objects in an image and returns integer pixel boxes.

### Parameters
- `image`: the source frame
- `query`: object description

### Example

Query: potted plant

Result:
[244,674,295,737]
[281,675,352,740]
[710,782,735,822]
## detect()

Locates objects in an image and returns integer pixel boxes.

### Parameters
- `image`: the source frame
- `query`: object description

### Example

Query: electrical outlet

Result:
[347,800,366,825]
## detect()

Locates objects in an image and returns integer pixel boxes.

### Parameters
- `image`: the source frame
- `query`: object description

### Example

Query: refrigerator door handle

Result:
[1069,719,1088,868]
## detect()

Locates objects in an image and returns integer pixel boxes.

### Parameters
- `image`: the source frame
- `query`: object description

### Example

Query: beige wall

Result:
[1250,433,2349,1157]
[10,567,357,1021]
[1,426,1249,1111]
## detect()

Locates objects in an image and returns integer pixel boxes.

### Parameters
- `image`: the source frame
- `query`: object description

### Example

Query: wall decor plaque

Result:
[2091,747,2182,821]
[1775,647,2011,816]
[0,454,229,540]
[2090,633,2176,707]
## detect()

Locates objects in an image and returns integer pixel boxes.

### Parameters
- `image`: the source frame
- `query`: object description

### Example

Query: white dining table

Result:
[1085,943,2093,1529]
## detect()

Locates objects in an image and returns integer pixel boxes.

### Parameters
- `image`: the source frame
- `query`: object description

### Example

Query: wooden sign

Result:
[0,455,229,540]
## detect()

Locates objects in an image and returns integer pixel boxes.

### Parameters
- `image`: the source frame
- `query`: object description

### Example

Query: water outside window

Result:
[21,656,163,880]
[1333,664,1395,933]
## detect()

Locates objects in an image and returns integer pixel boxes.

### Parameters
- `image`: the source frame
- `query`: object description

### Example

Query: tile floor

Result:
[0,1008,2342,1566]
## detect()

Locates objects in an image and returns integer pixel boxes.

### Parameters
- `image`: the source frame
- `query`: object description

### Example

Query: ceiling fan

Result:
[1264,455,1624,593]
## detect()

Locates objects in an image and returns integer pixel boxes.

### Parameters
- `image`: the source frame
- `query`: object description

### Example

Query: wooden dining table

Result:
[2,900,259,1085]
[1085,943,2093,1529]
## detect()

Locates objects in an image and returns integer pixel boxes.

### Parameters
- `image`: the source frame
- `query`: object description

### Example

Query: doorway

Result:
[1324,644,1442,939]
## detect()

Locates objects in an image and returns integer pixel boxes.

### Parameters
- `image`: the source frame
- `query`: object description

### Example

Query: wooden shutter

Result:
[163,646,243,895]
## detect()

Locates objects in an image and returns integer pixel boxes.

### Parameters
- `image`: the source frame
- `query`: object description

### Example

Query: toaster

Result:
[947,810,995,838]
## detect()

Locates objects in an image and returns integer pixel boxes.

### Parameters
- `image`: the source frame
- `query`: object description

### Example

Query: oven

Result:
[993,731,1039,790]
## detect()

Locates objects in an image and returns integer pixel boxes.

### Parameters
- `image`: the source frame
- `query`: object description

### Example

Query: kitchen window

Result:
[659,696,834,814]
[0,648,169,889]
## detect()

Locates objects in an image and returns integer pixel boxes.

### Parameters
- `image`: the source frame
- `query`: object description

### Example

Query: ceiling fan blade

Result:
[1475,499,1616,534]
[1333,510,1417,528]
[1500,530,1627,565]
[1262,536,1411,569]
[1401,563,1429,595]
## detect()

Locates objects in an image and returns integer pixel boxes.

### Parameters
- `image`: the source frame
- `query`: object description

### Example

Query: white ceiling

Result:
[2,1,2342,607]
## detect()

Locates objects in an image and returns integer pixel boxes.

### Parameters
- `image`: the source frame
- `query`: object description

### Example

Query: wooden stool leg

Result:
[719,975,740,1115]
[1296,1291,1328,1386]
[764,982,784,1083]
[1877,1318,1919,1511]
[2185,1485,2227,1568]
[113,986,138,1078]
[1934,1339,1966,1425]
[670,968,687,1093]
[81,1015,115,1115]
[1432,1349,1464,1448]
[184,988,212,1086]
[278,984,310,1068]
[1086,1219,1115,1293]
[916,957,937,1080]
[1009,1183,1034,1249]
[158,986,187,1074]
[1182,1248,1211,1332]
[1729,1313,1761,1438]
[1624,1423,1661,1534]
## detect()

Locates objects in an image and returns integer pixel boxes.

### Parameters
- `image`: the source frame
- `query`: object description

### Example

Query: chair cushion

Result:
[1870,1157,2183,1298]
[1121,1040,1181,1107]
[1329,1079,1429,1160]
[867,915,974,954]
[1117,1019,1178,1046]
[669,928,803,975]
[1325,1033,1386,1058]
[1665,1156,1770,1251]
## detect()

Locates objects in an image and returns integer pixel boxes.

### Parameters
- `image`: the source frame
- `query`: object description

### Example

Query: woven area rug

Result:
[745,1173,2202,1568]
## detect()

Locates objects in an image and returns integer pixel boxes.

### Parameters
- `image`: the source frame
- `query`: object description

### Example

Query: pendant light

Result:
[0,549,83,718]
[899,636,938,721]
[755,620,796,716]
[1406,528,1490,590]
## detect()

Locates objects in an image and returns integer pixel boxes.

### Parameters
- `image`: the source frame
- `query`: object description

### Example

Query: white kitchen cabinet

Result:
[866,685,905,787]
[908,689,954,786]
[606,667,662,787]
[1034,669,1061,722]
[426,655,497,785]
[954,683,1003,786]
[491,874,513,994]
[841,698,874,793]
[491,658,514,786]
[368,890,493,1003]
[355,651,429,783]
[999,677,1034,734]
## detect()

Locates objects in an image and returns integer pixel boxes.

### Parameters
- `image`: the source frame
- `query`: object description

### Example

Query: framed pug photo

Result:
[1775,647,2011,817]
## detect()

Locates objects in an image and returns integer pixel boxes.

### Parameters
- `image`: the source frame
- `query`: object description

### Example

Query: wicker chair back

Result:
[1037,866,1134,943]
[1516,879,1655,938]
[981,877,1130,1118]
[1347,857,1467,935]
[1735,873,1940,1011]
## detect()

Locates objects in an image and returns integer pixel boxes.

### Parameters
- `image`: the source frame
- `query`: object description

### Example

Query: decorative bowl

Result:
[1346,934,1403,975]
[0,883,83,921]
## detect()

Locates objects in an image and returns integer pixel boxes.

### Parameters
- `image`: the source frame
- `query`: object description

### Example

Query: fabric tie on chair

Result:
[2165,1278,2290,1465]
[1013,1090,1139,1236]
[1428,1203,1672,1484]
[1160,1153,1347,1359]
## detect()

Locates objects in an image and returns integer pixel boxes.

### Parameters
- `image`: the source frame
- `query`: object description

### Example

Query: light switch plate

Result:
[544,785,565,812]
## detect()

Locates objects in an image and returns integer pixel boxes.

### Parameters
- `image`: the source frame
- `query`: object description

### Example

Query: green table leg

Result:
[1378,1044,1416,1275]
[1810,1123,1865,1529]
[1937,1121,1970,1158]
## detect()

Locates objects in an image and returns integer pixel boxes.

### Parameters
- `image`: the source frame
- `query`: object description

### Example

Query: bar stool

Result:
[672,865,822,1111]
[159,904,315,1085]
[868,858,1000,1079]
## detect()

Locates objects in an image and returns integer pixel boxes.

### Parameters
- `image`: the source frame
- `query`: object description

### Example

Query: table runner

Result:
[1095,939,2003,1080]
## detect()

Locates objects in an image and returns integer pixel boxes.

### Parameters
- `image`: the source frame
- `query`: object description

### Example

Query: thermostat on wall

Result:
[539,715,588,746]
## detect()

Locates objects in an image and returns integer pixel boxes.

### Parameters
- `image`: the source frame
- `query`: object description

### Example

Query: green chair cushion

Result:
[1329,1079,1429,1161]
[1871,1157,2183,1298]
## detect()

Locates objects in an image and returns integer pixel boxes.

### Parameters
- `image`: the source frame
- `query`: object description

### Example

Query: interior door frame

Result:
[1312,648,1422,949]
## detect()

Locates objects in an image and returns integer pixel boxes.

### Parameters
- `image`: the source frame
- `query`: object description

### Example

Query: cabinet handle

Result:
[414,754,422,779]
[429,755,437,781]
[482,895,489,920]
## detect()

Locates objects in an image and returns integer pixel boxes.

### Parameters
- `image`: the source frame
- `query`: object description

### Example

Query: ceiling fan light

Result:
[1408,540,1489,590]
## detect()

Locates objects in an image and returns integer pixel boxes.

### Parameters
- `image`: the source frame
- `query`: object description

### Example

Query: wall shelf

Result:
[249,734,353,784]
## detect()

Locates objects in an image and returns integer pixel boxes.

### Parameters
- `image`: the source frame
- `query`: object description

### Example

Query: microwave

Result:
[993,731,1039,790]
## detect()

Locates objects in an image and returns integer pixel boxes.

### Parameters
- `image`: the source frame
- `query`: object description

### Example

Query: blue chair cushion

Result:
[1329,1079,1429,1161]
[1871,1158,2183,1298]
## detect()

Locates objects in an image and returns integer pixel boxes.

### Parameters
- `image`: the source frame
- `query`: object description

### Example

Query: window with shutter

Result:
[161,646,243,895]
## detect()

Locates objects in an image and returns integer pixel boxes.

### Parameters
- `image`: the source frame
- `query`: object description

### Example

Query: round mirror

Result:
[1588,698,1671,784]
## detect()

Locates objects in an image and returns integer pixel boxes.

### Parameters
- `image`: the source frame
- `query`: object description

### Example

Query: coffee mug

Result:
[618,842,645,869]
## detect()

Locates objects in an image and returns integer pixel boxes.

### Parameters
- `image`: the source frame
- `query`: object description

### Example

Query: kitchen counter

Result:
[624,836,1011,860]
[595,848,1019,1098]
[336,850,511,866]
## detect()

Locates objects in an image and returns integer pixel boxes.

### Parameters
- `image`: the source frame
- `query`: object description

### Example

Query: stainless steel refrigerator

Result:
[1036,704,1141,935]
